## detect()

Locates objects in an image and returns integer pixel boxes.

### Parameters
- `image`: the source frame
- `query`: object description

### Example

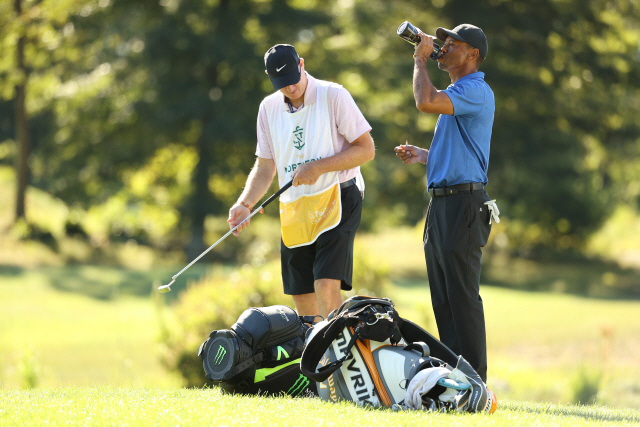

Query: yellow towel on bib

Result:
[280,183,341,248]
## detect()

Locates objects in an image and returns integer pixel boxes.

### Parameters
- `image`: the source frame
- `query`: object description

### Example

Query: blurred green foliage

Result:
[571,365,602,405]
[0,0,639,261]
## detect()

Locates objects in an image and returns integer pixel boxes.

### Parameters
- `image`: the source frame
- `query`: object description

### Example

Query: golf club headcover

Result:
[449,356,497,414]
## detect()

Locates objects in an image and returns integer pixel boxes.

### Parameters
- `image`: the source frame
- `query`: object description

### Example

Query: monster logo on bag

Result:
[214,345,226,365]
[287,374,311,397]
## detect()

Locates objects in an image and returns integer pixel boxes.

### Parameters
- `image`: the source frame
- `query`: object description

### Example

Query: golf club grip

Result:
[259,180,293,209]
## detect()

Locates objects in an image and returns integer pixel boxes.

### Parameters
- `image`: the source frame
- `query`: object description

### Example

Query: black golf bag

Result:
[198,305,317,397]
[299,296,497,413]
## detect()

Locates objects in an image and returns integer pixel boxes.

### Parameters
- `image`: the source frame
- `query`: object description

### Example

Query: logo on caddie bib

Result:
[292,126,305,150]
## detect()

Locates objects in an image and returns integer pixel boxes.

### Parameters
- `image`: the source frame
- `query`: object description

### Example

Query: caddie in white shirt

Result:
[228,44,375,318]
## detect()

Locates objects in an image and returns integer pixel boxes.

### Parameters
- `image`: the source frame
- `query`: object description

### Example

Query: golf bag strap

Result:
[300,315,323,325]
[301,303,401,382]
[224,351,266,380]
[233,324,254,347]
[300,316,358,382]
[315,329,359,377]
[397,317,459,366]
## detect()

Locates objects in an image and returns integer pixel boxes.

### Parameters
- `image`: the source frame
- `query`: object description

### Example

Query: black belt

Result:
[340,178,356,189]
[428,182,485,197]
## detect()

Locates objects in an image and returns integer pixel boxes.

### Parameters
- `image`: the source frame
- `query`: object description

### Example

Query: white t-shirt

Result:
[256,73,372,184]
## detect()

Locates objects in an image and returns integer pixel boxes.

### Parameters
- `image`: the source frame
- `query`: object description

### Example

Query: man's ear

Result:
[467,48,479,61]
[265,70,269,75]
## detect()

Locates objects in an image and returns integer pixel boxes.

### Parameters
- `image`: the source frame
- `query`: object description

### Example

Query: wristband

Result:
[238,201,264,214]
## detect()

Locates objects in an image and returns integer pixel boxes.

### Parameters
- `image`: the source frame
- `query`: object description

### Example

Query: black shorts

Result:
[281,184,362,295]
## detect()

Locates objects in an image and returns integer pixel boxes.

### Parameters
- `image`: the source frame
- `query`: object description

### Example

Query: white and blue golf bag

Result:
[299,296,497,413]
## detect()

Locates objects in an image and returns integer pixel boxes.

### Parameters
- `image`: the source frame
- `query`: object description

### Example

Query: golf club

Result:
[158,179,293,293]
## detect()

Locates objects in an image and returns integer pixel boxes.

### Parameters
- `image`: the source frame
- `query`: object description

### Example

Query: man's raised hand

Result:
[394,142,427,165]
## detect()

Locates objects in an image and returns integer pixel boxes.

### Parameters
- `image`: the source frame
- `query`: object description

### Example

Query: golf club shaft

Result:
[170,180,293,281]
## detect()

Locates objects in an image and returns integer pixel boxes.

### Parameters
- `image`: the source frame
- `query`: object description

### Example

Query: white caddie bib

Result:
[264,79,342,248]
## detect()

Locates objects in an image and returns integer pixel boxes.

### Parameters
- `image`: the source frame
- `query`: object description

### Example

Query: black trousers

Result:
[423,188,492,382]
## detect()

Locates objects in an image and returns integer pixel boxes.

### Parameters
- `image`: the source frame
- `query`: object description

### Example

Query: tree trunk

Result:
[186,130,212,261]
[14,0,30,221]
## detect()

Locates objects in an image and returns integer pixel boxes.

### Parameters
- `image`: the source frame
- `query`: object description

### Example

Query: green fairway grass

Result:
[1,387,638,427]
[2,263,639,408]
[0,268,182,389]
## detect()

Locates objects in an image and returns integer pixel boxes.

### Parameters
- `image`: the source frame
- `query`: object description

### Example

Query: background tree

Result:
[0,0,97,224]
[0,0,638,262]
[438,0,640,255]
[12,0,29,221]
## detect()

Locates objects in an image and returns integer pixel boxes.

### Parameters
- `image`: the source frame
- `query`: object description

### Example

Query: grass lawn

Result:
[0,268,183,389]
[1,388,639,427]
[2,263,640,409]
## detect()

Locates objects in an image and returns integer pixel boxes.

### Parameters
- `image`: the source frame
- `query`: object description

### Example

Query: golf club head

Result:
[158,279,174,293]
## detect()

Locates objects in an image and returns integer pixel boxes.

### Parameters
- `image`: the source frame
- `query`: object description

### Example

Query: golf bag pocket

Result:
[198,305,317,397]
[228,361,314,397]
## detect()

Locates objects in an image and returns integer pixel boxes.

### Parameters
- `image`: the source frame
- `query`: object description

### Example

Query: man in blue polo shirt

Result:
[395,24,498,383]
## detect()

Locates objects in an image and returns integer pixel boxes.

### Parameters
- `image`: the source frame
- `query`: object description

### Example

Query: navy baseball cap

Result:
[436,24,488,59]
[264,44,301,90]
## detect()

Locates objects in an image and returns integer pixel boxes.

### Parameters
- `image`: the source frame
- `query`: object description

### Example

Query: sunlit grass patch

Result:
[0,271,182,389]
[0,388,638,427]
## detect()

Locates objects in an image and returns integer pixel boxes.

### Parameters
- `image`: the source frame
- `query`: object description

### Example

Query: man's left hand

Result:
[292,162,322,187]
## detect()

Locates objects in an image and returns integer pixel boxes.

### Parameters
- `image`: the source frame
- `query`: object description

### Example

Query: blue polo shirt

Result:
[426,72,494,188]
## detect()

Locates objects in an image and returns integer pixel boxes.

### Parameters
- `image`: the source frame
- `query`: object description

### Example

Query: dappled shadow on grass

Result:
[482,255,640,301]
[502,400,640,423]
[391,259,640,306]
[0,264,25,276]
[391,253,640,300]
[40,264,210,301]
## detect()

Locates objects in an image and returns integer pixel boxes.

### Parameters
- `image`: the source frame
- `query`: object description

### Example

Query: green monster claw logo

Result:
[292,126,304,150]
[214,345,226,365]
[287,374,310,396]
